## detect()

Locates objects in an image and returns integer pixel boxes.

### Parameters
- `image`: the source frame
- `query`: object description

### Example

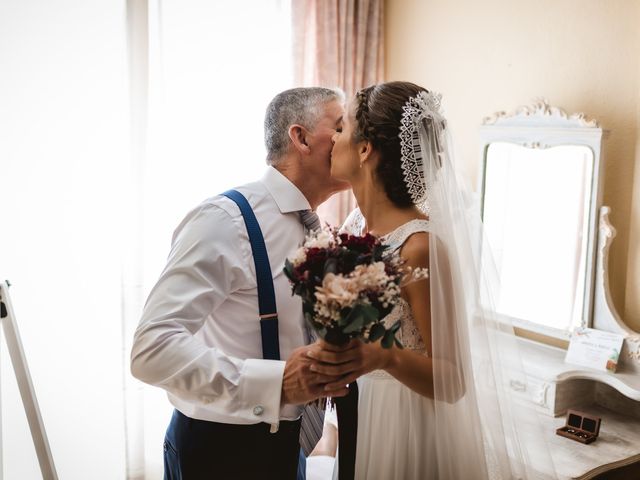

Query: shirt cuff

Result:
[239,358,286,431]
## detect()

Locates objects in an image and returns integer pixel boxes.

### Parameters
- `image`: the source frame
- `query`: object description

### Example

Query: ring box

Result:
[555,409,601,444]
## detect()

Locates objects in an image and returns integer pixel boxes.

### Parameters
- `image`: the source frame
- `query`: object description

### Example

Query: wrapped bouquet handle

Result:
[334,382,358,480]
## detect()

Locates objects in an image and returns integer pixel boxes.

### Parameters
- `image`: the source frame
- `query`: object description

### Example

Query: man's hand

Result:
[281,343,351,405]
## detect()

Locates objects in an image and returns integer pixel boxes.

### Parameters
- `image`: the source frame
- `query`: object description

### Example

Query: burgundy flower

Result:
[284,227,411,349]
[339,233,378,252]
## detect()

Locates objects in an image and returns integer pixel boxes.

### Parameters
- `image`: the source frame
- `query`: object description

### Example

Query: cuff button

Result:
[253,405,264,416]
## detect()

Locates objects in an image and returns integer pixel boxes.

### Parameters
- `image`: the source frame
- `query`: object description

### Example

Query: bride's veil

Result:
[409,91,557,479]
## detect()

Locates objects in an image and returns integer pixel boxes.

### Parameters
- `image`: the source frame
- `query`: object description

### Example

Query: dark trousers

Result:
[164,409,303,480]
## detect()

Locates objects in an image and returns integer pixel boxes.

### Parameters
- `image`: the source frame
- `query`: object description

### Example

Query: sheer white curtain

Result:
[142,0,293,290]
[0,1,129,479]
[0,1,293,479]
[132,1,294,477]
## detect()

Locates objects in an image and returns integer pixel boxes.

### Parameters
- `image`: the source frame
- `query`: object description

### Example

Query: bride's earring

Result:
[359,141,372,170]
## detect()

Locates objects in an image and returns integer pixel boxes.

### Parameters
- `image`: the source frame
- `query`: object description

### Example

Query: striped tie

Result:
[298,209,321,233]
[300,401,326,456]
[297,209,325,456]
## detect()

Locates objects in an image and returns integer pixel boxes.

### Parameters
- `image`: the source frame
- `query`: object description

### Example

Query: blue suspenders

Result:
[222,190,308,480]
[221,189,281,361]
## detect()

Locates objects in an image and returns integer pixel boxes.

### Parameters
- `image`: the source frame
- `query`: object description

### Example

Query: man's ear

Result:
[288,124,311,155]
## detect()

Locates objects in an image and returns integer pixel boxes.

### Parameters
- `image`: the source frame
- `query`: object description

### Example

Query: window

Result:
[0,1,294,478]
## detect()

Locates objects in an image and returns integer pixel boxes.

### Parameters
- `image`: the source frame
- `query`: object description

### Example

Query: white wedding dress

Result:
[331,209,438,480]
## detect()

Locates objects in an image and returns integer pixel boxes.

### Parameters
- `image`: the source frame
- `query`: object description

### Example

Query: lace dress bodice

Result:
[341,209,430,353]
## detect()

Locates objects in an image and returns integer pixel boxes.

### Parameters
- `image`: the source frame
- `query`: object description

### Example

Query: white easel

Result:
[0,280,57,479]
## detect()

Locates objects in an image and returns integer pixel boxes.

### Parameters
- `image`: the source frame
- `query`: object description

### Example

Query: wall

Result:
[627,2,640,328]
[386,0,640,332]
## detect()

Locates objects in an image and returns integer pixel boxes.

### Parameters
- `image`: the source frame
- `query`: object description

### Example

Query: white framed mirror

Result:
[478,103,640,480]
[479,100,603,340]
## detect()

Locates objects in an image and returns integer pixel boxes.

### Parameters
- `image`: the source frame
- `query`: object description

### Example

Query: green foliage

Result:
[368,323,386,342]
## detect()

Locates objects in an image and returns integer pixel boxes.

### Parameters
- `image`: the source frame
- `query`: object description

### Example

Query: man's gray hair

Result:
[264,87,345,165]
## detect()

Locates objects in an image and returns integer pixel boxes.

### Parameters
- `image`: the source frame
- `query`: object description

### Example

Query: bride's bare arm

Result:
[375,232,435,397]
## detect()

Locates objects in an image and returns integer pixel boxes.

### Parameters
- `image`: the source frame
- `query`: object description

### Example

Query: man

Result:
[130,87,351,479]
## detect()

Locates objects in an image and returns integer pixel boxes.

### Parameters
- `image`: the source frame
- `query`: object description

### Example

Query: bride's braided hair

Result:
[353,81,428,208]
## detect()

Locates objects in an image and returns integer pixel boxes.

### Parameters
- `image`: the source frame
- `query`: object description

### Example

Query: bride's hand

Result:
[307,339,393,391]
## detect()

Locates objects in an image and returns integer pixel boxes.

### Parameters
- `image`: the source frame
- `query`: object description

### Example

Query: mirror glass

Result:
[482,142,594,333]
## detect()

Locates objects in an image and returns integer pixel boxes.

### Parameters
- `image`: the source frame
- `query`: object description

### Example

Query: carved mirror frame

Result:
[479,99,603,340]
[479,99,639,373]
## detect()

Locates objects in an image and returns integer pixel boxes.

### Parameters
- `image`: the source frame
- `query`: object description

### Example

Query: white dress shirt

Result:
[131,167,311,431]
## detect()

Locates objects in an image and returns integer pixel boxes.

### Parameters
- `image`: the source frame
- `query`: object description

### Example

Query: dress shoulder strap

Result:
[339,208,365,235]
[382,219,430,253]
[341,211,429,253]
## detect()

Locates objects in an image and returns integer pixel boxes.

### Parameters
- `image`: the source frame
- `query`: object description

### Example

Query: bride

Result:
[307,81,556,479]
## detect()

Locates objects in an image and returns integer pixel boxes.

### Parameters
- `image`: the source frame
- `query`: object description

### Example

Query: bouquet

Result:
[284,227,428,348]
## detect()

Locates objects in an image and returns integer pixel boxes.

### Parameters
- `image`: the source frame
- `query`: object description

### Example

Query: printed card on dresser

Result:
[565,327,625,372]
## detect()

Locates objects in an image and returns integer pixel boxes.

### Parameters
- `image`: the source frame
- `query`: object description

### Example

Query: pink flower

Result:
[315,273,359,308]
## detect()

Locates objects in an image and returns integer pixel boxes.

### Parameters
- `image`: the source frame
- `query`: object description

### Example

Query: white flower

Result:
[289,247,307,267]
[378,283,401,307]
[304,229,336,250]
[401,266,429,287]
[351,262,393,290]
[314,302,340,325]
